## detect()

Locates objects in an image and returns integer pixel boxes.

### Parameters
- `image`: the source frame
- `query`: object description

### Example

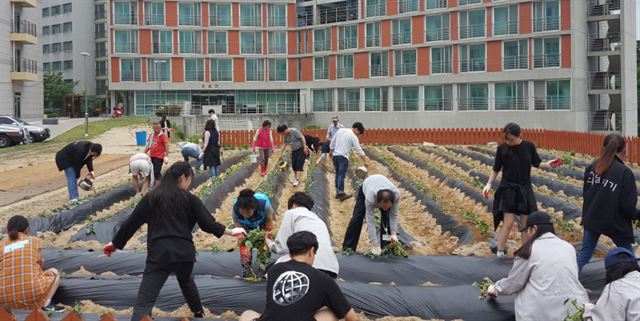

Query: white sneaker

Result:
[69,198,79,205]
[292,179,300,187]
[496,251,505,258]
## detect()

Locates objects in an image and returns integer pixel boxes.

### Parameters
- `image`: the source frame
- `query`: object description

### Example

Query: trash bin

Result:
[135,131,147,146]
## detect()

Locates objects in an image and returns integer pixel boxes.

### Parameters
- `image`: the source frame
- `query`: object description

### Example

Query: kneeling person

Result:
[240,231,357,321]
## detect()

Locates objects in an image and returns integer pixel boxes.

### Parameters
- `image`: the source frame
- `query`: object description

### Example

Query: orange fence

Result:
[222,128,640,164]
[0,307,177,321]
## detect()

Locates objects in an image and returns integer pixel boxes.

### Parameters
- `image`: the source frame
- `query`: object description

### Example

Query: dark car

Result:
[0,115,50,143]
[0,125,25,148]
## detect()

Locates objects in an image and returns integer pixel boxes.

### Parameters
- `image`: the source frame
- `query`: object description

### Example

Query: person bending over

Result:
[276,124,309,187]
[129,152,154,195]
[55,141,102,202]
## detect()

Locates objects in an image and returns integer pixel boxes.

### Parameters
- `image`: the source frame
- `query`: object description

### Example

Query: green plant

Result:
[461,210,491,237]
[242,229,272,280]
[302,125,322,130]
[563,299,585,321]
[472,277,494,299]
[85,223,96,235]
[551,216,577,234]
[341,248,355,256]
[382,242,408,257]
[172,124,187,141]
[633,220,640,230]
[560,153,575,168]
[73,301,83,314]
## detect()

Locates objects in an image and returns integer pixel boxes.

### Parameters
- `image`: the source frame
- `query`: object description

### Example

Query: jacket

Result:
[55,141,94,179]
[494,233,588,321]
[232,192,274,230]
[583,271,640,321]
[582,157,638,244]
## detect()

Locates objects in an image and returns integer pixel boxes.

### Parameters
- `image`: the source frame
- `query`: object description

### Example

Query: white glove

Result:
[482,183,492,199]
[163,156,169,164]
[265,238,275,250]
[229,227,246,237]
[487,285,497,298]
[198,152,204,160]
[390,234,398,242]
[371,246,382,256]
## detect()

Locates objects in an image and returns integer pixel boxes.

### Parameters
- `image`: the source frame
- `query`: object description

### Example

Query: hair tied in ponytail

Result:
[6,215,29,241]
[594,134,625,176]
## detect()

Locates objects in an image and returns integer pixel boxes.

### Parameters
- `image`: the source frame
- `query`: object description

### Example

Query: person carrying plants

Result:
[486,211,588,321]
[317,115,344,167]
[276,124,309,187]
[252,120,275,176]
[178,142,203,173]
[341,174,400,256]
[129,152,154,196]
[266,192,339,278]
[145,122,170,182]
[201,119,221,181]
[232,188,275,278]
[329,122,369,201]
[0,215,63,313]
[577,133,639,272]
[55,141,102,202]
[482,123,562,257]
[239,231,358,321]
[582,247,640,321]
[103,161,246,321]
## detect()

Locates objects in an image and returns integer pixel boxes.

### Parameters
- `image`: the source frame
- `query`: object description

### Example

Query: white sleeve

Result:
[494,257,534,295]
[271,212,293,254]
[365,201,379,247]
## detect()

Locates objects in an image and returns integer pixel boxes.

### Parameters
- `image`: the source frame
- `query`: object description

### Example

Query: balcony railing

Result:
[395,63,416,75]
[180,43,202,54]
[317,5,358,24]
[147,73,170,82]
[589,110,621,132]
[503,55,528,70]
[268,16,287,27]
[235,103,300,114]
[337,101,360,112]
[121,72,141,82]
[208,44,227,54]
[211,71,232,82]
[314,40,332,52]
[246,71,265,81]
[336,67,353,79]
[398,0,418,13]
[366,4,385,17]
[95,30,107,39]
[96,67,107,77]
[533,96,570,110]
[240,16,262,27]
[114,14,137,25]
[115,42,138,53]
[590,71,621,90]
[533,54,560,68]
[494,97,529,110]
[426,27,449,42]
[241,44,262,54]
[459,24,485,39]
[12,58,38,73]
[12,19,37,37]
[298,42,310,54]
[269,44,286,54]
[185,70,205,82]
[144,14,164,25]
[533,16,560,32]
[426,0,447,10]
[269,71,287,81]
[392,32,412,45]
[458,0,481,5]
[424,98,453,111]
[96,48,107,57]
[95,9,107,20]
[460,58,485,72]
[338,37,358,50]
[588,33,621,52]
[366,35,381,47]
[370,65,388,77]
[393,99,419,111]
[180,15,201,26]
[589,0,620,17]
[313,102,334,112]
[153,44,173,54]
[458,97,488,110]
[314,69,329,80]
[493,20,518,36]
[297,11,314,27]
[210,16,232,27]
[431,61,452,74]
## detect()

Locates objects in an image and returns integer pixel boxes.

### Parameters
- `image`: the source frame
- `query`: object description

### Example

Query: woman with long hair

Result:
[201,119,221,181]
[103,162,246,321]
[578,133,638,272]
[252,120,275,176]
[487,211,588,320]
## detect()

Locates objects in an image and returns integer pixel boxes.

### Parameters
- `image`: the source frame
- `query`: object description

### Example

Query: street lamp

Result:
[154,59,168,111]
[81,51,91,137]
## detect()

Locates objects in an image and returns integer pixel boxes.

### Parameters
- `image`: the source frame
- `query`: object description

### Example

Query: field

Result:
[1,126,638,321]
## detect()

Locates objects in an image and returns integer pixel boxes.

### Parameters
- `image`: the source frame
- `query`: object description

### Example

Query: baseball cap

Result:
[519,211,553,232]
[604,247,638,268]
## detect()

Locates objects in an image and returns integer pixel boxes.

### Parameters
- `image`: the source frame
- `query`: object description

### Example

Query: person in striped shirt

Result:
[329,122,369,201]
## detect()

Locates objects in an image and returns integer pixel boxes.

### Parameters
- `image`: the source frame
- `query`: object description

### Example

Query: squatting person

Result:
[55,141,102,202]
[276,124,309,187]
[329,122,369,201]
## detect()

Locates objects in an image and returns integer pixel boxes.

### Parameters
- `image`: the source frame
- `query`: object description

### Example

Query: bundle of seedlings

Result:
[240,228,272,280]
[472,277,494,299]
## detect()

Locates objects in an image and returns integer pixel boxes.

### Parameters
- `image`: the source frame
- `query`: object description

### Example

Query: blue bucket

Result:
[135,131,147,146]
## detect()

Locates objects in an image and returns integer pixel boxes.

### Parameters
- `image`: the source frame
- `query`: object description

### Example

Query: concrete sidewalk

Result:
[27,117,107,139]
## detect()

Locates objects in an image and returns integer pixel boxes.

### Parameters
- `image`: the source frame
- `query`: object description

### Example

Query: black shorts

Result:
[151,157,164,180]
[291,148,306,172]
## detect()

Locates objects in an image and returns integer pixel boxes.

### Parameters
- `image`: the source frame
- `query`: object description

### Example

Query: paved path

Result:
[26,117,107,139]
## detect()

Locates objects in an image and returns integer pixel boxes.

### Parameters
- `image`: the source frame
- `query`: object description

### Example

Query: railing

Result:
[208,44,227,54]
[532,16,560,32]
[533,96,570,110]
[458,0,481,5]
[313,102,334,112]
[589,0,620,16]
[12,58,37,73]
[241,44,262,54]
[426,0,447,10]
[366,4,386,17]
[298,42,310,54]
[210,16,232,26]
[96,67,107,77]
[240,16,262,27]
[235,103,300,114]
[392,32,412,45]
[588,32,621,52]
[153,44,173,53]
[426,27,449,42]
[393,99,419,111]
[431,61,452,74]
[268,16,287,27]
[147,72,170,81]
[95,30,107,39]
[336,67,353,78]
[503,55,528,70]
[458,97,488,110]
[180,15,201,26]
[363,99,387,112]
[493,20,518,36]
[315,69,329,79]
[370,64,388,77]
[532,54,560,68]
[185,70,205,82]
[424,98,453,111]
[589,71,621,90]
[211,71,233,82]
[398,0,419,13]
[297,11,314,27]
[114,13,137,25]
[589,110,622,132]
[268,45,286,54]
[314,39,332,52]
[179,43,202,54]
[460,58,485,72]
[144,14,164,25]
[366,35,381,47]
[317,5,358,24]
[338,37,358,50]
[245,71,264,81]
[494,97,528,110]
[269,71,287,81]
[96,48,107,57]
[115,42,138,53]
[337,101,360,112]
[395,63,416,75]
[12,19,37,36]
[121,71,141,82]
[459,24,485,39]
[95,8,107,20]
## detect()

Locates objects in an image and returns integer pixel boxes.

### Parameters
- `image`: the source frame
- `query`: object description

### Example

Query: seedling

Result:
[241,229,272,280]
[472,277,494,299]
[563,298,585,321]
[341,248,355,256]
[382,242,408,258]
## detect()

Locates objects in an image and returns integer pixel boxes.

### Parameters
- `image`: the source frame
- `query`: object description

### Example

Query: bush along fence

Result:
[220,128,640,164]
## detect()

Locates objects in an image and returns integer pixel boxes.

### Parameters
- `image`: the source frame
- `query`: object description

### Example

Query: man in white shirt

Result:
[329,122,368,201]
[317,116,344,166]
[208,109,219,131]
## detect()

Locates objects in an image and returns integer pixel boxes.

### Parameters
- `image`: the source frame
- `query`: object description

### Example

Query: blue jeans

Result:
[577,228,633,272]
[182,148,202,172]
[64,167,79,200]
[209,166,219,180]
[333,155,349,194]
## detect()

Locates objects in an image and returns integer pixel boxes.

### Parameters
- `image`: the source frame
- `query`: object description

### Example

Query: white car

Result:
[0,115,50,143]
[0,124,26,148]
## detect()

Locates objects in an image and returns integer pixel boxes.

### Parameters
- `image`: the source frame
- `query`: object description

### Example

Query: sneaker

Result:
[194,311,204,318]
[496,251,505,258]
[292,179,300,187]
[339,194,353,202]
[69,198,80,205]
[42,304,66,313]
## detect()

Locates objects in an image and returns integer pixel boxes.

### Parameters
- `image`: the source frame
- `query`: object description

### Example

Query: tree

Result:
[44,72,77,116]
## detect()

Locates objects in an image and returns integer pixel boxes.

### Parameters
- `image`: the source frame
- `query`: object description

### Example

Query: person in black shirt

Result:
[102,161,246,321]
[55,141,102,202]
[239,231,357,321]
[482,123,561,257]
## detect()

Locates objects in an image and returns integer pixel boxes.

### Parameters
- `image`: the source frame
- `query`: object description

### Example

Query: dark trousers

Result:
[332,155,349,194]
[151,157,164,180]
[131,262,203,321]
[342,186,391,252]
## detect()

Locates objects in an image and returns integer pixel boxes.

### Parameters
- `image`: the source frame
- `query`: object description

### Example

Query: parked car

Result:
[0,115,50,143]
[0,125,25,148]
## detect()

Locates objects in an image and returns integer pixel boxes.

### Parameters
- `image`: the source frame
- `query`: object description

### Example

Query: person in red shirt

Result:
[145,122,169,181]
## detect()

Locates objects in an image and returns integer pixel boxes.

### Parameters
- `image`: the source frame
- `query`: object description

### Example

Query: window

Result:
[210,59,232,81]
[426,14,450,42]
[52,61,62,71]
[297,6,313,27]
[96,61,107,77]
[268,31,286,54]
[495,82,528,110]
[297,31,310,54]
[240,4,262,27]
[338,25,358,50]
[393,86,419,111]
[314,57,329,80]
[458,83,488,110]
[179,3,201,26]
[95,4,107,20]
[114,30,138,53]
[426,0,447,10]
[337,54,354,79]
[392,19,412,45]
[241,31,262,54]
[399,0,418,13]
[424,85,453,111]
[533,0,559,32]
[95,23,107,39]
[460,43,485,72]
[394,49,416,76]
[337,88,360,112]
[63,3,72,13]
[503,40,528,70]
[431,46,452,74]
[545,80,570,109]
[114,1,137,25]
[235,91,299,114]
[179,31,201,54]
[153,30,172,53]
[121,59,141,81]
[533,37,560,68]
[314,29,331,52]
[209,3,232,26]
[63,60,73,70]
[43,63,50,72]
[268,59,287,81]
[147,59,170,81]
[313,89,333,112]
[246,59,265,81]
[51,5,61,15]
[366,22,381,47]
[51,43,62,53]
[42,7,50,17]
[43,44,50,54]
[370,52,388,77]
[185,58,204,81]
[144,2,165,25]
[63,22,72,33]
[51,24,61,34]
[458,0,481,5]
[42,26,50,36]
[96,80,108,95]
[268,4,287,27]
[493,5,518,36]
[366,0,385,17]
[364,87,388,111]
[208,31,227,54]
[459,10,485,39]
[63,41,72,52]
[96,42,107,57]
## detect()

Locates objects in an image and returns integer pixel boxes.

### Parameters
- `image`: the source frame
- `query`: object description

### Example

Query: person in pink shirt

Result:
[252,120,275,176]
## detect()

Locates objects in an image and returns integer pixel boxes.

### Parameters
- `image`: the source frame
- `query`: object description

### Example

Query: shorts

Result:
[291,148,306,172]
[130,159,151,177]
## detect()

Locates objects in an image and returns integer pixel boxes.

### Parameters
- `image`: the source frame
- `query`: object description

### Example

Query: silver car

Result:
[0,115,50,143]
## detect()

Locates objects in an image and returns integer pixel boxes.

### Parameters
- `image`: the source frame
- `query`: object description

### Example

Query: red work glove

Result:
[103,242,116,257]
[549,157,563,169]
[239,245,251,264]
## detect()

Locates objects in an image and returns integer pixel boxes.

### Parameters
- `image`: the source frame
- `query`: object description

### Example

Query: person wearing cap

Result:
[55,141,103,202]
[317,116,345,167]
[129,152,154,195]
[577,133,638,272]
[329,122,369,201]
[178,142,203,173]
[583,247,640,321]
[486,211,588,321]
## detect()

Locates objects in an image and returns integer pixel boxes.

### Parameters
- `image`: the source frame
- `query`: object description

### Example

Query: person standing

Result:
[145,122,170,181]
[208,109,219,131]
[329,122,369,201]
[276,124,309,187]
[252,120,275,176]
[103,162,246,321]
[129,152,154,195]
[482,123,561,257]
[577,134,638,272]
[201,119,221,180]
[341,174,400,255]
[487,212,588,321]
[159,114,172,138]
[317,116,344,166]
[55,141,102,202]
[178,142,203,173]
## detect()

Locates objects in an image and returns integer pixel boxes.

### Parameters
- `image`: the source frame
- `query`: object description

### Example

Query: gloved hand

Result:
[371,246,382,256]
[487,285,497,298]
[239,245,251,264]
[198,152,204,160]
[103,242,116,257]
[482,183,492,199]
[549,157,563,169]
[390,234,398,243]
[229,227,247,237]
[163,156,169,164]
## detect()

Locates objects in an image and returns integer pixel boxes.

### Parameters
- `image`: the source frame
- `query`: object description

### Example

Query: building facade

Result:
[107,0,638,135]
[96,0,110,108]
[1,0,42,119]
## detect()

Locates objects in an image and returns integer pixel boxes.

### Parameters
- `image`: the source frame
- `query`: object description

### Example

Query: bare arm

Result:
[487,171,498,186]
[202,131,210,151]
[141,176,150,194]
[343,309,358,321]
[131,175,142,193]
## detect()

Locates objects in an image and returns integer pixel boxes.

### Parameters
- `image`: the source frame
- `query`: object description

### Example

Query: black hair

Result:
[287,231,319,256]
[605,252,640,284]
[595,134,626,177]
[149,162,194,215]
[503,122,521,138]
[205,119,217,131]
[288,192,314,210]
[153,121,161,126]
[262,120,271,128]
[376,189,395,204]
[276,124,288,133]
[90,143,103,157]
[352,122,365,135]
[161,115,167,122]
[237,189,259,210]
[7,215,29,241]
[208,109,215,114]
[514,223,555,259]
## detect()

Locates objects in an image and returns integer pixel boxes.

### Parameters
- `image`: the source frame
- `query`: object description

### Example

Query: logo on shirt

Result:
[272,271,310,306]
